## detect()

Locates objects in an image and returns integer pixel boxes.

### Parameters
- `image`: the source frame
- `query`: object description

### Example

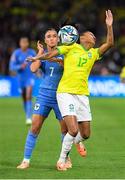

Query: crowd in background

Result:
[0,0,125,75]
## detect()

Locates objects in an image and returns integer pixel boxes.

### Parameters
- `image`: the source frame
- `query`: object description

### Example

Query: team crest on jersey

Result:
[69,104,75,112]
[88,52,92,58]
[34,103,40,110]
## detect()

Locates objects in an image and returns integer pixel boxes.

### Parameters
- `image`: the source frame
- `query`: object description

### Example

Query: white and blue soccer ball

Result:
[58,25,79,45]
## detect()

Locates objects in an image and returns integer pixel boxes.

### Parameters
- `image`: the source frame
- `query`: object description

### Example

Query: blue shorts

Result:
[33,99,63,121]
[19,77,35,89]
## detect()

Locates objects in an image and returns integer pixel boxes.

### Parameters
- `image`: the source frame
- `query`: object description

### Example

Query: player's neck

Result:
[81,43,90,50]
[21,48,28,52]
[47,46,56,52]
[82,42,94,50]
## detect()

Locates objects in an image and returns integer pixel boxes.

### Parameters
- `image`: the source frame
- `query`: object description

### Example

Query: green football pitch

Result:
[0,98,125,179]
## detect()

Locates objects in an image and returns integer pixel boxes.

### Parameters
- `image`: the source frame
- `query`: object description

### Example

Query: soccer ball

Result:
[58,25,79,45]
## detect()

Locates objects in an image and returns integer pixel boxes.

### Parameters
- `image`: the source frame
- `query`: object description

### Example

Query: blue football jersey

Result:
[37,55,64,101]
[9,48,36,79]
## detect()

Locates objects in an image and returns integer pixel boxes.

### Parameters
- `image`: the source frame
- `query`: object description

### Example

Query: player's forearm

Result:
[50,58,61,62]
[30,51,42,72]
[106,25,114,47]
[99,25,114,56]
[34,49,59,61]
[9,63,22,72]
[30,61,41,72]
[50,58,64,66]
[29,52,49,61]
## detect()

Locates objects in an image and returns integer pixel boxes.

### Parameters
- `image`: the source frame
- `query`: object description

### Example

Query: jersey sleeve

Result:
[9,51,22,72]
[57,45,71,55]
[57,55,64,61]
[40,60,45,71]
[92,48,102,62]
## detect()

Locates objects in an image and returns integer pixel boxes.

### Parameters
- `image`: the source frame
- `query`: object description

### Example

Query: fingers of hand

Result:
[40,44,43,48]
[37,41,43,49]
[37,40,40,45]
[37,40,42,47]
[106,10,108,18]
[26,57,33,61]
[106,9,112,19]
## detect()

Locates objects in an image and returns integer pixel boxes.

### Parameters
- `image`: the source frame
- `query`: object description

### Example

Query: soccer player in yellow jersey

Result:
[27,10,114,171]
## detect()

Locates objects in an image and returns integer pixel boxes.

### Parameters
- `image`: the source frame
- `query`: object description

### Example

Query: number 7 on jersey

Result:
[49,67,54,77]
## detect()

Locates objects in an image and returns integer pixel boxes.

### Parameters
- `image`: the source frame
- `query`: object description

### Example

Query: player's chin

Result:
[49,43,57,47]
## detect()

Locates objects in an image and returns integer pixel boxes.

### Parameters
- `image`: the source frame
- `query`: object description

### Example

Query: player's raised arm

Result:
[30,41,44,72]
[99,10,114,56]
[27,49,59,62]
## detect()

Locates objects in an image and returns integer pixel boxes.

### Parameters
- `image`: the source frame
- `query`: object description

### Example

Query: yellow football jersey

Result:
[120,66,125,79]
[57,43,101,95]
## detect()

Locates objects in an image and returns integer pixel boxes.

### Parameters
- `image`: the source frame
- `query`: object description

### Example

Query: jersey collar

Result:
[80,44,88,52]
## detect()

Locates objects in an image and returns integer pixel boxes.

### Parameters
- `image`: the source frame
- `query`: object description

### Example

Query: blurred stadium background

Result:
[0,0,125,179]
[1,0,125,97]
[0,0,125,76]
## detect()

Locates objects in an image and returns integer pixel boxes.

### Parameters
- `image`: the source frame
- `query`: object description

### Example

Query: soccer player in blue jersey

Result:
[9,37,36,125]
[17,28,72,169]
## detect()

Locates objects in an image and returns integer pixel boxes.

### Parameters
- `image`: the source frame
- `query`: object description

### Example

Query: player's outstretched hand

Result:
[106,10,113,26]
[37,40,44,52]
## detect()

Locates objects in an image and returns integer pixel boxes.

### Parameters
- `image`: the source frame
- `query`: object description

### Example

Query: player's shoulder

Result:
[89,47,98,51]
[12,48,21,55]
[14,48,21,53]
[28,48,35,51]
[73,43,80,47]
[57,43,76,49]
[89,47,101,60]
[89,47,99,54]
[64,43,80,49]
[70,43,80,48]
[66,43,80,49]
[28,48,36,53]
[71,43,84,51]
